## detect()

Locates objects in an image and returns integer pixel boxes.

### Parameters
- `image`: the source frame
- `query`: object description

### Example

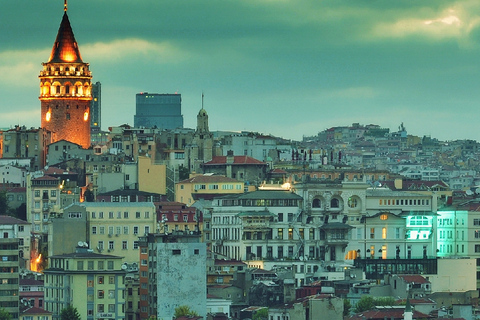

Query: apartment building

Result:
[43,249,126,320]
[175,174,244,206]
[138,233,206,320]
[0,237,20,319]
[82,202,157,264]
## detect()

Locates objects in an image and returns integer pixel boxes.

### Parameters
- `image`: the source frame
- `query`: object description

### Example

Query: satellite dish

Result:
[466,190,474,195]
[77,241,83,247]
[121,264,128,270]
[83,242,88,248]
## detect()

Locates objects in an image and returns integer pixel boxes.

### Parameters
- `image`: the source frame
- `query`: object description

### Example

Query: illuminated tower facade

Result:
[39,4,92,148]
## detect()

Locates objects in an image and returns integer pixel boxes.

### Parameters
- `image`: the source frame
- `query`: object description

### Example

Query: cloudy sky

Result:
[1,0,480,141]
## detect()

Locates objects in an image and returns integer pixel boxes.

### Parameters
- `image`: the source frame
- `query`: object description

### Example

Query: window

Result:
[108,304,115,312]
[98,290,104,299]
[99,227,105,234]
[136,212,141,219]
[77,261,84,270]
[183,215,188,222]
[98,241,104,250]
[92,226,97,234]
[109,212,114,219]
[133,241,139,249]
[107,261,114,270]
[109,276,115,284]
[122,241,128,250]
[133,226,139,235]
[124,226,129,234]
[124,211,129,219]
[98,276,104,284]
[370,228,375,239]
[97,304,104,313]
[108,241,114,250]
[144,226,150,234]
[145,211,150,218]
[382,227,387,239]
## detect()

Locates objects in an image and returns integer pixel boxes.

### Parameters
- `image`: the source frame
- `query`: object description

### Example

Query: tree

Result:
[354,295,375,313]
[178,165,189,181]
[60,305,81,320]
[174,305,198,318]
[0,191,8,215]
[84,189,95,202]
[343,298,352,316]
[253,308,268,320]
[0,308,12,320]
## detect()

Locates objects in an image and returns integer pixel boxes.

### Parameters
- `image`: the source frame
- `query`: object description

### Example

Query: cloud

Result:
[82,39,191,64]
[0,49,49,87]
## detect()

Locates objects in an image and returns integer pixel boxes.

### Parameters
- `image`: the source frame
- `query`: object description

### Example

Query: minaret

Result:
[39,1,92,148]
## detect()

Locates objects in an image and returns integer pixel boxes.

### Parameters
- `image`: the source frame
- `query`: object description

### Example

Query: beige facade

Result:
[82,202,157,264]
[44,251,125,320]
[175,174,244,205]
[425,258,477,293]
[138,156,166,195]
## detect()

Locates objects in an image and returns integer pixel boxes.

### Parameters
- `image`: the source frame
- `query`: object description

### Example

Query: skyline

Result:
[1,1,480,141]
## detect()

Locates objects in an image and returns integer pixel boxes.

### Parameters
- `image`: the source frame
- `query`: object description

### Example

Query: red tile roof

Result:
[398,274,429,284]
[21,306,52,315]
[0,215,28,225]
[203,156,266,165]
[349,308,431,320]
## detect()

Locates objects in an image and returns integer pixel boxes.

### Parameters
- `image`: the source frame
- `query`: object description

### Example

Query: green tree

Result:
[178,165,189,181]
[343,298,352,316]
[253,308,268,320]
[354,295,375,313]
[174,305,198,318]
[0,308,12,320]
[375,296,396,306]
[60,305,81,320]
[0,191,8,215]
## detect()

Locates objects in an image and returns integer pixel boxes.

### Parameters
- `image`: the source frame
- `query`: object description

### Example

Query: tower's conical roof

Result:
[47,12,83,63]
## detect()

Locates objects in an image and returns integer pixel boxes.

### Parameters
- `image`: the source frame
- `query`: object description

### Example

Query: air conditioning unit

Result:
[108,234,112,238]
[115,234,119,237]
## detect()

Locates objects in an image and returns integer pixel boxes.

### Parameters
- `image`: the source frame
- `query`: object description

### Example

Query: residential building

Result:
[201,152,269,186]
[82,202,157,263]
[175,174,244,206]
[157,201,201,234]
[1,126,53,170]
[39,8,92,148]
[0,216,30,270]
[0,237,20,319]
[43,249,126,320]
[47,204,87,259]
[134,93,183,130]
[138,232,206,320]
[20,307,52,320]
[19,278,45,310]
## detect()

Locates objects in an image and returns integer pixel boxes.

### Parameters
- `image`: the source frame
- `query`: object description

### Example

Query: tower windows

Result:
[66,113,70,120]
[65,85,70,94]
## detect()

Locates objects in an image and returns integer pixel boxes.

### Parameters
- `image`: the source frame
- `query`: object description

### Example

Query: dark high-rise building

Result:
[39,4,92,148]
[134,93,183,129]
[90,81,101,132]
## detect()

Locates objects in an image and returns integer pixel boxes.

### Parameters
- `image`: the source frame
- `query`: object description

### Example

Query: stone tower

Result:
[39,3,92,148]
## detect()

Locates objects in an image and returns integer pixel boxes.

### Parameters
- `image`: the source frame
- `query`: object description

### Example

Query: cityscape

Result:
[2,2,480,320]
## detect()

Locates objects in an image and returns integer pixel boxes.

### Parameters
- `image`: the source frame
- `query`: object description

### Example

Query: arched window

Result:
[331,198,339,208]
[312,198,321,208]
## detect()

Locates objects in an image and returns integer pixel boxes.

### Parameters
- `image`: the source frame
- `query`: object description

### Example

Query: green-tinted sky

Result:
[1,0,480,141]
